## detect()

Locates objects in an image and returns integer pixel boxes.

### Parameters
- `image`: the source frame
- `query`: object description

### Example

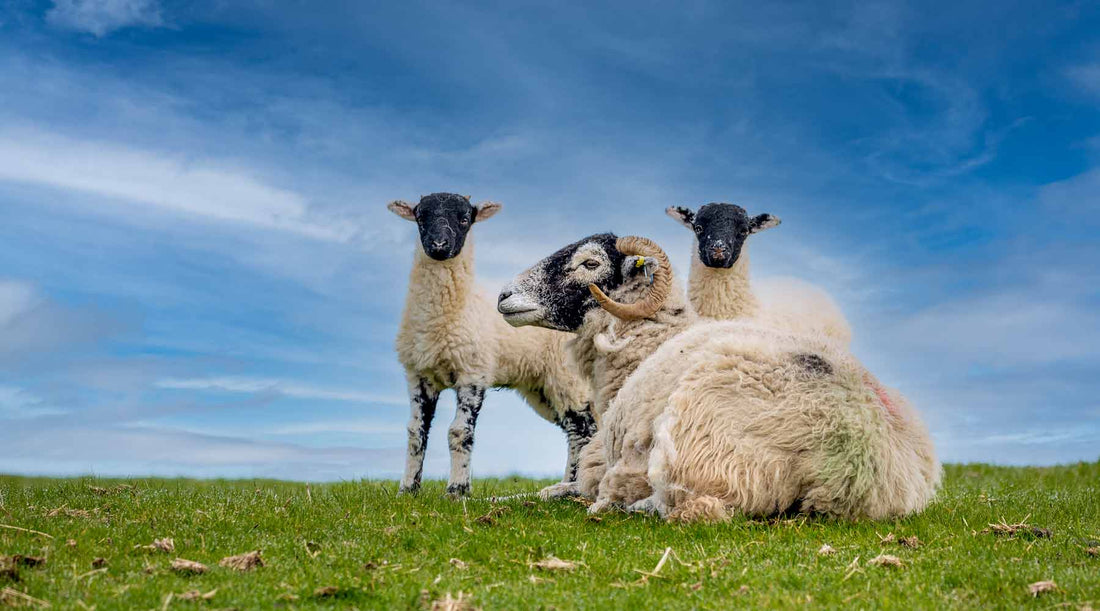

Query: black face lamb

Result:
[497,233,670,332]
[666,203,780,268]
[387,192,500,260]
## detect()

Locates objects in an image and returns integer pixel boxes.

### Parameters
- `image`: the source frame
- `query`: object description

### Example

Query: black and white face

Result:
[388,193,501,261]
[666,203,780,268]
[498,233,638,332]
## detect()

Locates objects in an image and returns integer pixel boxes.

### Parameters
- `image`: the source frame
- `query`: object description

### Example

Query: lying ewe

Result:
[499,234,939,520]
[389,193,593,497]
[666,203,852,345]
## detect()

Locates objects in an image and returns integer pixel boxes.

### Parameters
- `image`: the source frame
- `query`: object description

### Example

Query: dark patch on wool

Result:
[793,353,833,376]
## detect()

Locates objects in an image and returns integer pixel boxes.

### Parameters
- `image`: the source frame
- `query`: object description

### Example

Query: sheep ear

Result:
[749,213,781,233]
[665,206,695,229]
[387,200,417,222]
[474,201,502,222]
[622,255,660,280]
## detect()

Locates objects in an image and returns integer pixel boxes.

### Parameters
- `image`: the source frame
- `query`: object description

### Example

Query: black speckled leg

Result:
[445,385,485,497]
[399,376,439,495]
[559,405,596,482]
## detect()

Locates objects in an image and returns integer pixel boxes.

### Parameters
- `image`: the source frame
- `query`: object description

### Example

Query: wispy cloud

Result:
[0,425,406,480]
[1066,63,1100,99]
[0,279,37,326]
[46,0,165,37]
[0,129,356,241]
[0,385,68,419]
[155,376,406,406]
[1,0,1098,478]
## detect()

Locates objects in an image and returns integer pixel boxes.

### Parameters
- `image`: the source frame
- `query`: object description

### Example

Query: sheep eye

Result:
[694,224,704,234]
[582,260,600,270]
[459,217,470,226]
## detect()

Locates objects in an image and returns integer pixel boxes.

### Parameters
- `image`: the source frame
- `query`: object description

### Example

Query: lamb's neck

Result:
[403,239,478,325]
[687,245,758,319]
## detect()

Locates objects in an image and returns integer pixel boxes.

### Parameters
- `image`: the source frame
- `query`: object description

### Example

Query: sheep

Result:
[666,203,852,345]
[498,233,696,500]
[388,193,593,498]
[499,234,940,521]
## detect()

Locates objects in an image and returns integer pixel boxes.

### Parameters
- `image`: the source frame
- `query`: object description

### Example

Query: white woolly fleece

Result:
[685,241,853,347]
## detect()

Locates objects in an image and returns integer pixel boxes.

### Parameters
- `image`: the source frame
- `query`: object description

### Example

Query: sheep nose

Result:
[498,289,513,304]
[432,238,449,250]
[709,246,727,260]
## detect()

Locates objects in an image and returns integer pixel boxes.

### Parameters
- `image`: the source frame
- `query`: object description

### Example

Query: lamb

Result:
[666,203,852,345]
[498,234,940,521]
[388,193,593,498]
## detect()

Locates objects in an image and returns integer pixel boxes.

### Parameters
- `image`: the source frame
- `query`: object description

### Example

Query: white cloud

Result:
[46,0,164,37]
[0,425,407,480]
[0,280,38,327]
[262,420,406,436]
[0,385,68,419]
[1067,63,1100,99]
[886,290,1099,367]
[0,129,357,242]
[155,376,406,406]
[1039,168,1100,216]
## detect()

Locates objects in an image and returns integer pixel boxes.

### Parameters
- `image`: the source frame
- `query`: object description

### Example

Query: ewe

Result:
[389,193,593,497]
[499,234,939,521]
[667,203,852,345]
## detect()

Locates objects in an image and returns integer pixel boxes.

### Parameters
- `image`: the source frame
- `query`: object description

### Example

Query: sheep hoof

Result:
[588,499,613,515]
[538,482,580,500]
[627,496,662,516]
[445,483,471,498]
[397,483,420,496]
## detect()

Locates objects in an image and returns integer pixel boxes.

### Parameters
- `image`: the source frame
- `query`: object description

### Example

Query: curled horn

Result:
[588,236,672,321]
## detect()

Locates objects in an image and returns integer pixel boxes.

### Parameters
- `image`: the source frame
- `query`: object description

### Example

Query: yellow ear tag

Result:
[635,257,653,285]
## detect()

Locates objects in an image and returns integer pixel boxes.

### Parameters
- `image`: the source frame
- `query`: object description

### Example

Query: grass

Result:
[1,463,1098,610]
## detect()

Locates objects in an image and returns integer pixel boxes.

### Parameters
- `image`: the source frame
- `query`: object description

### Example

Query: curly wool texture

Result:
[395,239,591,453]
[595,319,940,521]
[686,244,853,347]
[567,265,696,500]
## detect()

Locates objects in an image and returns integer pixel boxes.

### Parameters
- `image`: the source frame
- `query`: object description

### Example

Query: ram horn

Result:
[588,236,672,321]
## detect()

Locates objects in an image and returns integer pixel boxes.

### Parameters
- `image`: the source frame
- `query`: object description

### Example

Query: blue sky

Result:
[1,0,1098,481]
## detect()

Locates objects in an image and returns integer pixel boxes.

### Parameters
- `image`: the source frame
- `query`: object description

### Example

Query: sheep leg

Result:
[559,406,596,483]
[399,376,440,495]
[445,384,485,497]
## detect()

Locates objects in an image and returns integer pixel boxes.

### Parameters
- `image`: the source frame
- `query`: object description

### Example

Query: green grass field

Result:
[1,463,1098,609]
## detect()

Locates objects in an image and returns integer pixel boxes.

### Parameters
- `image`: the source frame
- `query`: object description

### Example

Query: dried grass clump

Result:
[0,587,50,608]
[529,556,579,571]
[868,554,904,568]
[170,558,207,574]
[176,589,217,601]
[219,551,264,571]
[430,591,478,611]
[136,538,175,553]
[1028,580,1057,596]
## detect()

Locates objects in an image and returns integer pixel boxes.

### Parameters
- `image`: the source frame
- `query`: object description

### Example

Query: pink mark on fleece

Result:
[863,371,899,418]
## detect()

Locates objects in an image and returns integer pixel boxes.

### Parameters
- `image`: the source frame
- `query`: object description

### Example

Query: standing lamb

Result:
[389,193,593,497]
[666,203,852,345]
[499,234,940,521]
